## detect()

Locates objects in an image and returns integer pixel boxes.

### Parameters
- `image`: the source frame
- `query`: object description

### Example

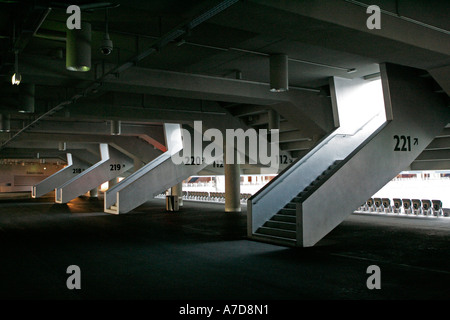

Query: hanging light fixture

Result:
[11,51,21,85]
[66,21,92,71]
[18,83,35,113]
[269,54,288,92]
[100,8,113,55]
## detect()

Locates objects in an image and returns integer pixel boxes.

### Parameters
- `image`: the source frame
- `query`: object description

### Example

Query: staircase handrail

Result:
[250,112,384,204]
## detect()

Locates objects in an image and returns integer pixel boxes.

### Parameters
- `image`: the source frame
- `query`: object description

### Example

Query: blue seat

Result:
[382,198,392,213]
[421,199,432,216]
[432,200,443,216]
[402,199,412,214]
[412,199,422,215]
[393,198,402,213]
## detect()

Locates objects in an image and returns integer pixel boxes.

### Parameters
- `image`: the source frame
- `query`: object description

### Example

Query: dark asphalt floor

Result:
[0,194,449,302]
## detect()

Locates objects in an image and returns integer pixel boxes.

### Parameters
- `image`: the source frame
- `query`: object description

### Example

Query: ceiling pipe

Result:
[0,114,11,132]
[66,21,91,72]
[110,120,121,135]
[18,83,35,113]
[32,7,52,37]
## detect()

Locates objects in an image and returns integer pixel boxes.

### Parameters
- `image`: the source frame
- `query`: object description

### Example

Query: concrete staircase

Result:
[253,160,342,245]
[104,124,218,214]
[248,63,450,247]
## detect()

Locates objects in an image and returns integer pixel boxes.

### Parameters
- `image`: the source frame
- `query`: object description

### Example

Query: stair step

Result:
[284,202,296,209]
[292,196,303,203]
[329,160,342,169]
[271,214,296,223]
[296,160,344,200]
[251,233,296,246]
[297,191,308,198]
[278,208,296,215]
[256,226,296,239]
[264,220,296,231]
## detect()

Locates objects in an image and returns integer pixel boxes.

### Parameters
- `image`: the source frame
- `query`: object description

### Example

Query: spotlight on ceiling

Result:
[270,54,288,92]
[66,22,91,72]
[11,73,21,85]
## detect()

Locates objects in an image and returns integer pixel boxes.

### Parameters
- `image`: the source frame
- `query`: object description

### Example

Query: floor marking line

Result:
[330,253,450,275]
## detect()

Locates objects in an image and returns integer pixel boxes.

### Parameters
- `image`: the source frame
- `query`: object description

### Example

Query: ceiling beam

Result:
[228,104,269,117]
[29,120,166,151]
[9,132,162,163]
[248,0,450,57]
[279,140,316,151]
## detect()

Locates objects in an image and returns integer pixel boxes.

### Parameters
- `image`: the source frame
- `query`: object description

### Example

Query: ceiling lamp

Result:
[0,114,11,132]
[18,83,35,113]
[66,22,91,72]
[270,54,288,92]
[11,51,21,85]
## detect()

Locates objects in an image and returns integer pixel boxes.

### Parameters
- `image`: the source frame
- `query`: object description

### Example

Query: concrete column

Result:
[268,109,280,131]
[89,187,99,198]
[109,177,118,189]
[269,54,288,92]
[133,158,144,172]
[171,182,183,207]
[225,148,241,212]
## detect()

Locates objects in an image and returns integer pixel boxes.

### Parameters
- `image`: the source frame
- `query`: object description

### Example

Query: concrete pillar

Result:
[109,177,118,189]
[134,158,144,172]
[225,148,241,212]
[171,182,183,207]
[268,109,280,131]
[111,120,121,135]
[269,54,288,92]
[89,187,99,198]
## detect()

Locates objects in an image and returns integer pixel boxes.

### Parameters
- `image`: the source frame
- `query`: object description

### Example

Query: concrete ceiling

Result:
[0,0,448,167]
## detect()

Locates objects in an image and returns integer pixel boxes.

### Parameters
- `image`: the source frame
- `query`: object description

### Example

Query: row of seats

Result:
[185,191,252,202]
[157,191,252,203]
[185,191,210,200]
[358,197,447,216]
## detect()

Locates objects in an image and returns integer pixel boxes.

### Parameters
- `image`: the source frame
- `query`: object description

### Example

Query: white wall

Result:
[0,162,63,193]
[333,77,386,134]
